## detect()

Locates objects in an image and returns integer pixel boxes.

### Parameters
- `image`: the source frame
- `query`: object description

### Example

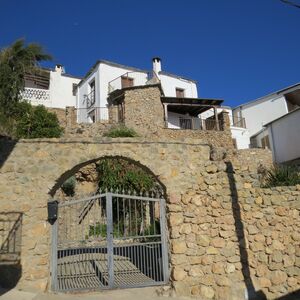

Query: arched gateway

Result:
[50,158,169,292]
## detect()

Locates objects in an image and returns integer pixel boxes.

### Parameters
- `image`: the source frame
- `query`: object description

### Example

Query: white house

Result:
[264,108,300,164]
[232,83,300,148]
[76,58,198,123]
[22,65,81,109]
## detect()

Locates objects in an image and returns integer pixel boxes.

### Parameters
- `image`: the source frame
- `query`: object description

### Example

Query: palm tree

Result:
[0,39,52,115]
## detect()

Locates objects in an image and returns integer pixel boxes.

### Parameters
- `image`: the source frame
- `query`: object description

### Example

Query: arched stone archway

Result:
[0,138,210,291]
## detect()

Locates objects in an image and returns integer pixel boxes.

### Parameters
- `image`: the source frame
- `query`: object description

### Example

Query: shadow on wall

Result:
[226,162,267,300]
[275,290,300,300]
[0,212,23,292]
[0,138,17,169]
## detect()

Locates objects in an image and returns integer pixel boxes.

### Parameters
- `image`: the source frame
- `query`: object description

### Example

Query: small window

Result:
[72,83,78,96]
[121,76,134,88]
[176,88,185,98]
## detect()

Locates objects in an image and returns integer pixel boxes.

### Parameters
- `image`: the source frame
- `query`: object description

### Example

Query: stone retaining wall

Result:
[0,137,299,299]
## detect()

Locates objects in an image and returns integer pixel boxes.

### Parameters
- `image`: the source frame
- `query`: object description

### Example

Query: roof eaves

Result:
[233,82,300,110]
[159,71,197,83]
[264,107,300,127]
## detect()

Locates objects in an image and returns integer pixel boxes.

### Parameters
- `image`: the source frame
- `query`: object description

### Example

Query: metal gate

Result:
[51,192,169,291]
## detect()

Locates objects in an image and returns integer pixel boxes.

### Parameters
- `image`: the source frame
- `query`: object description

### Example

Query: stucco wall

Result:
[235,95,288,137]
[267,108,300,163]
[49,71,80,109]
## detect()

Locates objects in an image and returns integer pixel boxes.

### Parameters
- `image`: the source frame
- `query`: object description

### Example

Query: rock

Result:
[216,276,231,286]
[244,183,252,189]
[189,266,204,277]
[248,225,259,235]
[197,235,210,247]
[225,263,236,274]
[287,277,297,287]
[169,193,181,204]
[173,282,190,297]
[179,223,192,235]
[172,240,187,254]
[172,267,187,281]
[270,270,288,285]
[256,264,269,277]
[212,262,224,274]
[206,164,218,174]
[169,213,184,226]
[272,240,284,251]
[206,246,219,255]
[201,286,215,299]
[202,256,213,265]
[271,250,283,263]
[258,277,271,288]
[211,238,225,248]
[191,285,200,295]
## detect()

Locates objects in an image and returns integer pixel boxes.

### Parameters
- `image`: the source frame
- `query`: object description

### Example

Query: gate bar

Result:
[51,220,58,291]
[106,192,114,288]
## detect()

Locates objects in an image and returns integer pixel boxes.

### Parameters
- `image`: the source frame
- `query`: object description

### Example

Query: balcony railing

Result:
[21,87,51,105]
[232,116,246,128]
[169,117,222,131]
[76,107,108,124]
[83,90,95,108]
[108,71,154,94]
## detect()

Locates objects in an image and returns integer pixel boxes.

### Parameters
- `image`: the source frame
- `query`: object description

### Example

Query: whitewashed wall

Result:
[159,74,198,98]
[234,95,288,137]
[99,64,148,107]
[49,71,80,108]
[267,109,300,163]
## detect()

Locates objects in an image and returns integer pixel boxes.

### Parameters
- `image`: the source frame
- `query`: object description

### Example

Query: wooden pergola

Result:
[161,96,224,130]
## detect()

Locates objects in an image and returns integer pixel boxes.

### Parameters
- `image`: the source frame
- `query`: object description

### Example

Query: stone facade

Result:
[0,136,299,299]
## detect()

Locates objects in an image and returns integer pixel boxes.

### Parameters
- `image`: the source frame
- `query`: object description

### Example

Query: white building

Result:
[76,58,198,123]
[22,65,81,109]
[265,108,300,164]
[232,83,300,148]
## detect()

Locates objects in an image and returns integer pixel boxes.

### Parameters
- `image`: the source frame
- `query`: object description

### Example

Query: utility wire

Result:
[280,0,300,9]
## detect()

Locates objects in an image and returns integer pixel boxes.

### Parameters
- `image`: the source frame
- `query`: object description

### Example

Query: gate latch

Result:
[47,200,58,225]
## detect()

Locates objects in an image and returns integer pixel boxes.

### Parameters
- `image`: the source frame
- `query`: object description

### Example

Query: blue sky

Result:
[0,0,299,107]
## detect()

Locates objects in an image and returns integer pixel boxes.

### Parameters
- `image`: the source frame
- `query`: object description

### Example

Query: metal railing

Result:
[232,116,246,128]
[83,90,96,108]
[52,191,168,291]
[76,107,109,123]
[0,212,23,264]
[108,71,152,94]
[21,87,51,105]
[172,117,222,131]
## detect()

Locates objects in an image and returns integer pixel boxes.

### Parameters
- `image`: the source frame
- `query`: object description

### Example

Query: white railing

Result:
[76,107,109,124]
[168,117,222,131]
[108,71,151,93]
[21,87,51,106]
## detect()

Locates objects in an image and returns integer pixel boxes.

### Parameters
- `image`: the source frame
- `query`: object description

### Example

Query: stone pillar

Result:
[65,106,76,128]
[219,110,230,131]
[108,105,119,124]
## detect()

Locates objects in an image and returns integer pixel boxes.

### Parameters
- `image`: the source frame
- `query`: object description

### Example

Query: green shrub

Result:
[97,158,156,192]
[61,176,76,196]
[263,165,300,187]
[104,126,138,138]
[14,103,63,139]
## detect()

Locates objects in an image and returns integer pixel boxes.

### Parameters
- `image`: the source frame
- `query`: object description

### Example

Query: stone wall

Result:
[169,158,299,300]
[0,137,299,299]
[118,85,234,149]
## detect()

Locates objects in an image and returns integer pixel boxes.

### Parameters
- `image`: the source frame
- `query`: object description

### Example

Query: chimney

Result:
[55,64,65,74]
[152,57,162,74]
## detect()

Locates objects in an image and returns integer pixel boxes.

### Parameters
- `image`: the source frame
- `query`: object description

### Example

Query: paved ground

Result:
[0,287,191,300]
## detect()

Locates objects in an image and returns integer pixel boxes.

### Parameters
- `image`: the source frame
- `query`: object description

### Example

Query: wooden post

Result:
[164,104,168,128]
[214,107,220,131]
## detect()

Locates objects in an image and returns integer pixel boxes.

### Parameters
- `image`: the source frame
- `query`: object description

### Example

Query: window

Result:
[176,88,185,98]
[261,135,270,149]
[72,83,78,96]
[179,117,192,129]
[121,76,134,88]
[88,80,96,107]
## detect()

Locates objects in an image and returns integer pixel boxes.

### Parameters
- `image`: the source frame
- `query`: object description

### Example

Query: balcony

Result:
[168,116,222,131]
[108,71,158,93]
[21,87,51,106]
[76,107,109,123]
[231,116,246,128]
